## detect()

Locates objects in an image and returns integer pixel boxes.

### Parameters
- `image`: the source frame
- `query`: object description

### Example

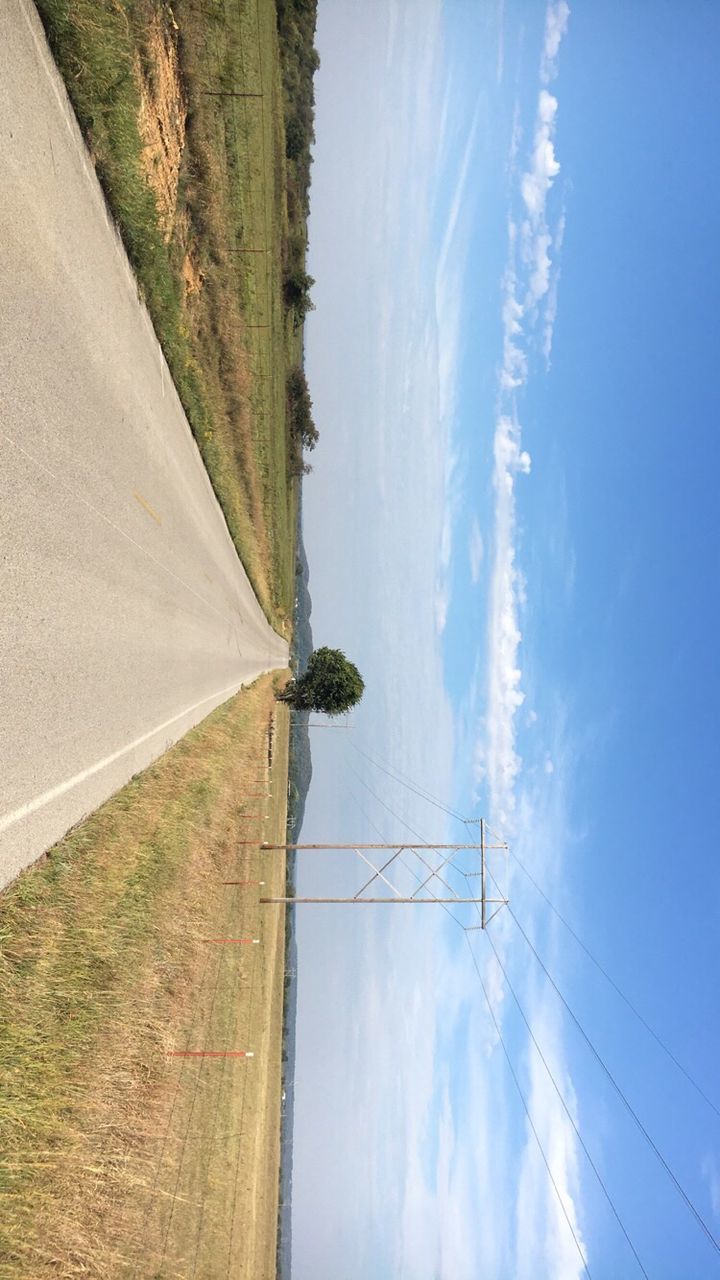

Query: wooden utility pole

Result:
[254,836,508,923]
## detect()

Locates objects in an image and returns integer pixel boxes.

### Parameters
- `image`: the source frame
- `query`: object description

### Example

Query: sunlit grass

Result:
[34,0,299,628]
[0,675,289,1275]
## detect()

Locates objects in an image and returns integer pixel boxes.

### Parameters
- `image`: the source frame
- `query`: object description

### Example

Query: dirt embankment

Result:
[136,11,185,240]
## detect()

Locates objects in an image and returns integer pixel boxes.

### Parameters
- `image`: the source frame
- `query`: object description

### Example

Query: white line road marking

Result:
[0,679,245,835]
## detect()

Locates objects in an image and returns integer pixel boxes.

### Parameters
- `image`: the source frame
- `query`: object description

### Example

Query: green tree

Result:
[283,266,315,324]
[286,366,319,450]
[278,647,364,715]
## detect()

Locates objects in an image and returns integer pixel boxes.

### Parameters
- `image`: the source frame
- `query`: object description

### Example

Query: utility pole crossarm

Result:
[258,830,509,925]
[261,896,508,905]
[261,842,495,851]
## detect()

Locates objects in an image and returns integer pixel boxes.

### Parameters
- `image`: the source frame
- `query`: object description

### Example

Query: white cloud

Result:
[296,1,579,1276]
[496,0,506,84]
[503,280,523,336]
[521,92,560,224]
[500,266,528,390]
[369,915,509,1279]
[519,59,566,344]
[469,518,484,584]
[515,1026,588,1280]
[435,583,450,634]
[539,86,559,125]
[542,274,560,363]
[507,103,523,174]
[703,1153,720,1220]
[483,414,527,829]
[542,210,566,363]
[469,3,583,1273]
[528,228,553,303]
[541,0,571,83]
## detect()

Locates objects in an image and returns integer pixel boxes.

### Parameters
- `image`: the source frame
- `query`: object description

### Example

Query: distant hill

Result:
[286,498,313,840]
[292,506,314,674]
[277,502,313,1280]
[276,910,298,1280]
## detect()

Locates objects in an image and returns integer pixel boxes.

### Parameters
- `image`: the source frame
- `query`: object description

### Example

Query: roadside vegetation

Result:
[0,677,290,1277]
[286,365,318,475]
[279,646,365,715]
[2,1,320,1276]
[34,0,319,631]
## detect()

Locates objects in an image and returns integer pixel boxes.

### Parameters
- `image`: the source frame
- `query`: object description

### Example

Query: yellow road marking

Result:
[133,491,162,525]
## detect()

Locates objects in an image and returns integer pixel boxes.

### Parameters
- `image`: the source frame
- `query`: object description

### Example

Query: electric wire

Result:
[506,846,720,1123]
[367,750,720,1127]
[505,905,720,1260]
[482,929,650,1278]
[347,762,595,1275]
[348,757,718,1266]
[344,759,465,915]
[348,740,468,823]
[344,785,474,931]
[464,932,593,1279]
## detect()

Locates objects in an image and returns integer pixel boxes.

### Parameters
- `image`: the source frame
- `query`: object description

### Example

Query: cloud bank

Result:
[471,3,586,1276]
[480,0,569,828]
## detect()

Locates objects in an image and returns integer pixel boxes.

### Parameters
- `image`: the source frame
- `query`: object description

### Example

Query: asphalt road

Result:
[0,0,289,890]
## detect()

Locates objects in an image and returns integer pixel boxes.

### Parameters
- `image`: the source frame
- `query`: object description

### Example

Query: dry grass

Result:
[0,676,290,1278]
[34,0,300,631]
[136,12,186,241]
[2,7,306,1272]
[175,0,301,624]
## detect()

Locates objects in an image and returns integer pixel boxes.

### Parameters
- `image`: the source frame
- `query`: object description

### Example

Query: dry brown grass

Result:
[35,0,299,633]
[0,676,290,1279]
[174,0,298,627]
[136,12,186,241]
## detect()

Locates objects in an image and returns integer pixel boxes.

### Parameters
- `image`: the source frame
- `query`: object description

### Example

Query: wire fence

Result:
[129,712,282,1277]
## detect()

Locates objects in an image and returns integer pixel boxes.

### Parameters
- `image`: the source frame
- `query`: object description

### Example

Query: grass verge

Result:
[33,0,304,629]
[0,675,290,1278]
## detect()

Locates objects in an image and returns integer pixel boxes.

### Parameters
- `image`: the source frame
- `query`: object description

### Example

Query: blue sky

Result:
[291,2,720,1276]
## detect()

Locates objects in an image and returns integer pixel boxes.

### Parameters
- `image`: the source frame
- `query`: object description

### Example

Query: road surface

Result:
[0,0,288,890]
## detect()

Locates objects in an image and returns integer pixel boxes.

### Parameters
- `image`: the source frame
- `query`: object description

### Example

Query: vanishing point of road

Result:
[0,0,288,890]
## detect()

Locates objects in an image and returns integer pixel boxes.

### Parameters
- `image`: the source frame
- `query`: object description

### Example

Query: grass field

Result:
[0,676,290,1278]
[1,4,316,1274]
[34,0,302,629]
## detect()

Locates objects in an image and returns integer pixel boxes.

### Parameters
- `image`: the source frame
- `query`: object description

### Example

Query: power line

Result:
[464,933,592,1279]
[347,740,468,823]
[506,906,720,1261]
[369,751,720,1128]
[344,787,471,930]
[507,847,720,1124]
[346,766,596,1274]
[343,759,464,911]
[482,930,649,1278]
[344,748,719,1267]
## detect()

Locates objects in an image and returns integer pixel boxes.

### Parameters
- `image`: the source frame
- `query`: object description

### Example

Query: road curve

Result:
[0,0,288,890]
